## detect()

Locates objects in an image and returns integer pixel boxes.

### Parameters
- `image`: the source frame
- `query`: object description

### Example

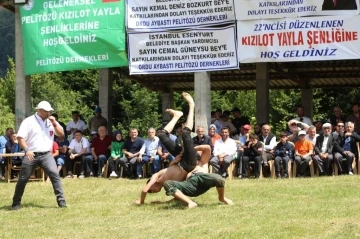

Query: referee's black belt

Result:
[33,151,50,156]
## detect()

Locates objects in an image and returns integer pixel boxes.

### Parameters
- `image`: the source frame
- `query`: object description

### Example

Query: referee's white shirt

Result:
[17,113,56,152]
[69,137,90,154]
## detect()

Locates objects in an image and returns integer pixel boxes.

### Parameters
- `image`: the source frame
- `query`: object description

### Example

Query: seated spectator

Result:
[0,127,13,179]
[137,128,160,178]
[219,113,237,136]
[305,125,319,146]
[5,132,22,179]
[328,106,346,131]
[119,128,144,179]
[231,107,250,135]
[66,111,87,140]
[85,126,112,177]
[333,121,360,175]
[66,130,90,178]
[254,123,261,135]
[208,124,221,146]
[210,127,237,178]
[241,133,263,179]
[294,130,314,177]
[193,126,213,158]
[233,124,251,178]
[314,120,323,134]
[108,131,124,178]
[274,131,294,179]
[313,123,334,176]
[287,119,310,143]
[258,124,276,167]
[55,134,69,176]
[88,107,108,133]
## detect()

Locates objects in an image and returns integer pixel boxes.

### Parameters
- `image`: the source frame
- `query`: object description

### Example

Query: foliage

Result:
[1,176,360,238]
[0,8,15,77]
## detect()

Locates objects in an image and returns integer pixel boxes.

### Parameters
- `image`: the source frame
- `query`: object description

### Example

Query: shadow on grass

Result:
[0,202,55,211]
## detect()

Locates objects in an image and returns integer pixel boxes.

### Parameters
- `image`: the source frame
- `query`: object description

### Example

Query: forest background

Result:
[1,8,359,137]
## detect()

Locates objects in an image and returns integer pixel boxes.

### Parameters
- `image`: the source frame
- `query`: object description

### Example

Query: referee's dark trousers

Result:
[13,152,65,205]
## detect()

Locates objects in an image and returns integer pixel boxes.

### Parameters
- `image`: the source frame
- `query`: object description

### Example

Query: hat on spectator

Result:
[91,131,98,135]
[232,107,241,112]
[209,124,217,130]
[36,101,54,111]
[243,124,251,130]
[322,123,332,129]
[298,130,306,136]
[94,107,101,113]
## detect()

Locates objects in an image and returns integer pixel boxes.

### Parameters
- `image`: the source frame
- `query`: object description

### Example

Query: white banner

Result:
[126,0,235,30]
[235,0,359,20]
[237,15,360,63]
[128,25,238,74]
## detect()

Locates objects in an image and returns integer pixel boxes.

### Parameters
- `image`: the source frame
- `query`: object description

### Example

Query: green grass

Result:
[1,176,360,239]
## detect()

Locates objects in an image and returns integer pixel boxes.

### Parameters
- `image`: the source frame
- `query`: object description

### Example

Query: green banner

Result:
[20,0,128,75]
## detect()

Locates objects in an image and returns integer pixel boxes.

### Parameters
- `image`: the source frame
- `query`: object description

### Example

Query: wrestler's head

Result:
[148,182,163,193]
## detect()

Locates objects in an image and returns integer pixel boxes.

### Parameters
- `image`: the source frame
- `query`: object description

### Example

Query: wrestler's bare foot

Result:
[219,197,234,205]
[166,109,183,117]
[182,92,195,106]
[188,202,198,209]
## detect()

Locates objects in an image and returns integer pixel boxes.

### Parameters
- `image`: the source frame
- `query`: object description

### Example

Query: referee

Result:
[12,101,66,210]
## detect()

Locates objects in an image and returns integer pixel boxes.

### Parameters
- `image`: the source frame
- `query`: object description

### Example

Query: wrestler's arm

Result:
[135,171,162,205]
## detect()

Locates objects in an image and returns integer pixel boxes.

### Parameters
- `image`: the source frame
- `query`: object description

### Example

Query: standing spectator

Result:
[328,106,346,131]
[347,102,360,134]
[210,127,237,178]
[85,126,112,177]
[294,130,314,177]
[274,132,294,179]
[108,131,124,178]
[314,120,323,134]
[313,123,334,176]
[0,127,14,179]
[52,113,67,140]
[231,107,250,135]
[119,128,144,179]
[293,106,313,126]
[254,123,261,135]
[12,101,66,210]
[66,111,87,140]
[88,107,108,133]
[66,130,90,178]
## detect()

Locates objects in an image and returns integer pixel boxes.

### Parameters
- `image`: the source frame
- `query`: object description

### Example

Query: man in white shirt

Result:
[210,127,237,178]
[12,101,66,210]
[292,106,313,126]
[66,130,90,178]
[66,111,87,140]
[258,124,277,167]
[137,128,160,178]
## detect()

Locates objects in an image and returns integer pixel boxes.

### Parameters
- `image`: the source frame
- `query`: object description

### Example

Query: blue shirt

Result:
[343,136,351,151]
[0,135,9,162]
[55,139,70,158]
[123,137,144,154]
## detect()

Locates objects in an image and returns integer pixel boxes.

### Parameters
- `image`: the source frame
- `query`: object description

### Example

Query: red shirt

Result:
[91,135,112,156]
[52,141,59,154]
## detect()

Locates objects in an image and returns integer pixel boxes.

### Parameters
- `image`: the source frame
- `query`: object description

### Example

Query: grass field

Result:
[1,176,360,239]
